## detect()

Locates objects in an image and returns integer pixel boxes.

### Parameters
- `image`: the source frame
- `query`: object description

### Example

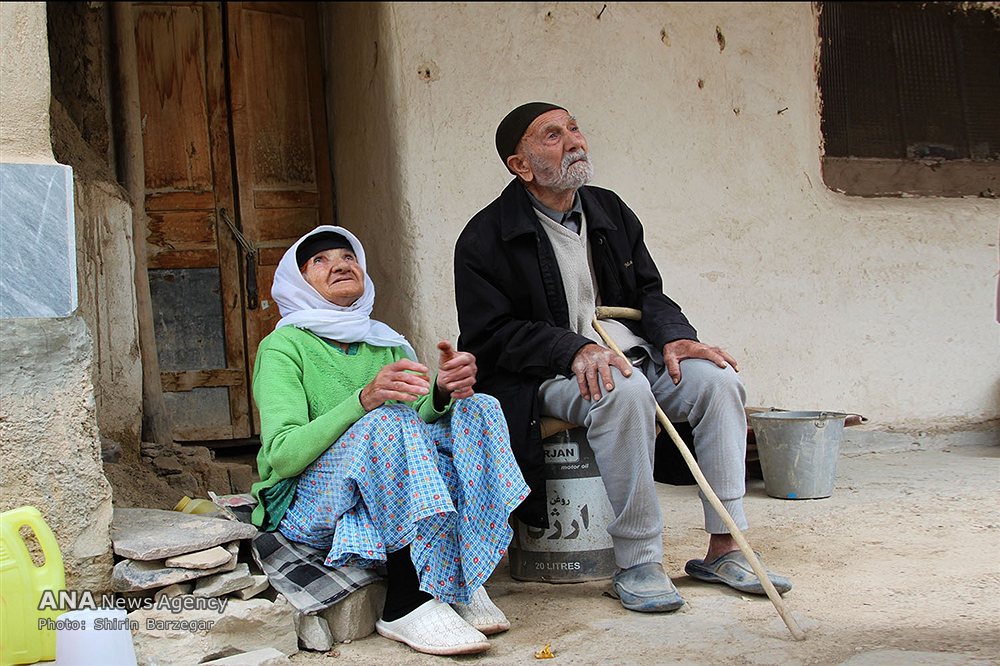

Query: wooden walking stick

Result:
[593,307,806,641]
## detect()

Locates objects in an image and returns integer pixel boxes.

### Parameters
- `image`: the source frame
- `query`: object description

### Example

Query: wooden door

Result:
[132,1,332,442]
[226,2,334,413]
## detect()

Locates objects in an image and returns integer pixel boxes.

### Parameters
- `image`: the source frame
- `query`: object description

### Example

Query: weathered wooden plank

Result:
[253,189,319,209]
[254,208,319,244]
[173,425,235,442]
[204,3,251,439]
[257,246,286,266]
[241,6,317,188]
[161,368,246,392]
[134,4,214,192]
[254,262,282,346]
[145,191,215,212]
[146,210,218,250]
[147,249,219,270]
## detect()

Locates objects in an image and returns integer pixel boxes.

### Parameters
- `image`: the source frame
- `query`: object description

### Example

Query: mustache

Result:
[562,149,589,171]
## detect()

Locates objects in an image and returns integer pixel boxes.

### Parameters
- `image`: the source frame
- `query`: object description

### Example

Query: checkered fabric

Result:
[229,503,382,615]
[250,528,382,614]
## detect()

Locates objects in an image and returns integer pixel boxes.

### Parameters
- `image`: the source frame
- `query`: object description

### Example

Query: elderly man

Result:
[453,102,790,613]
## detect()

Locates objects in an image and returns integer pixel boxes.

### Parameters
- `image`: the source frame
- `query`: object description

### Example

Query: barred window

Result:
[817,2,999,197]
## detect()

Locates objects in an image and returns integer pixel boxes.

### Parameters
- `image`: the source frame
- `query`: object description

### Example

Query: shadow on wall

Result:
[323,3,415,344]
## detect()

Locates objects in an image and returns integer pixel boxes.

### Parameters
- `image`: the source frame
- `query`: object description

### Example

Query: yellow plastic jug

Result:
[0,506,65,666]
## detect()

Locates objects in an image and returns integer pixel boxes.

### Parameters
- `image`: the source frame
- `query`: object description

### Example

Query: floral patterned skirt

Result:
[278,394,529,604]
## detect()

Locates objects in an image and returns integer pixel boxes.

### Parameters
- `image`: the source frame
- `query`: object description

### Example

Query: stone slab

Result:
[234,575,270,600]
[221,540,240,568]
[166,545,232,570]
[0,162,77,318]
[154,582,194,601]
[111,508,257,560]
[112,558,232,593]
[192,563,254,598]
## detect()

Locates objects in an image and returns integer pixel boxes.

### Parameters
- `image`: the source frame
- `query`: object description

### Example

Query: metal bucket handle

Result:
[815,411,850,428]
[763,408,866,429]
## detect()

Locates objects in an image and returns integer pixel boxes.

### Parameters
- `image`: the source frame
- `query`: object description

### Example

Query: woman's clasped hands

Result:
[359,341,477,412]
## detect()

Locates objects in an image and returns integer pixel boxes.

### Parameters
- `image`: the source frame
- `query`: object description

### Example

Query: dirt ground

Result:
[286,432,999,666]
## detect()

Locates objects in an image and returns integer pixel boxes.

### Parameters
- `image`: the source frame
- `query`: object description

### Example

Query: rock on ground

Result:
[201,647,291,665]
[295,614,333,652]
[319,582,386,642]
[129,596,298,666]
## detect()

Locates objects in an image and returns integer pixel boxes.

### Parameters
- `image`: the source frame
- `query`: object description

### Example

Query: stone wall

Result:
[0,318,114,591]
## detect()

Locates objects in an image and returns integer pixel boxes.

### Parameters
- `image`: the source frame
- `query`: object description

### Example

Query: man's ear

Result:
[506,153,533,183]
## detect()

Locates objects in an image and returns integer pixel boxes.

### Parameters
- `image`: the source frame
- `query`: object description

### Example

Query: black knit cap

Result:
[495,102,566,166]
[296,231,353,267]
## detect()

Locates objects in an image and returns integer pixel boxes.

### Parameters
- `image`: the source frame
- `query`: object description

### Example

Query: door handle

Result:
[219,207,259,310]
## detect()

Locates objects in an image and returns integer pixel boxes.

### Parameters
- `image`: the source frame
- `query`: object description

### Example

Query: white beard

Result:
[530,149,594,191]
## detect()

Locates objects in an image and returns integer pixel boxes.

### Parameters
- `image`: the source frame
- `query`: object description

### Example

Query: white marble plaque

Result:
[0,162,77,317]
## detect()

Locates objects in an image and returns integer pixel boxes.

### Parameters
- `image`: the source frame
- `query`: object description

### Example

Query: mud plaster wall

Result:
[68,172,143,454]
[48,3,143,454]
[0,2,53,162]
[325,2,1000,433]
[323,4,416,340]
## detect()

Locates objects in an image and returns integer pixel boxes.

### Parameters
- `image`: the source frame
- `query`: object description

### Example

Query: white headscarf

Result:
[271,225,416,360]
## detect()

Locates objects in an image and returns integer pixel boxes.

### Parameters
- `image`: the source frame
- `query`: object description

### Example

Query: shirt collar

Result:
[498,180,616,242]
[523,187,583,227]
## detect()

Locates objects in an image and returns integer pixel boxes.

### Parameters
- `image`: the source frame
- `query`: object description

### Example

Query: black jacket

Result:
[454,180,698,527]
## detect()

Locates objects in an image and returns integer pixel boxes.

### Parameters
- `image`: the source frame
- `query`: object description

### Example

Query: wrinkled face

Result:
[517,109,593,191]
[300,247,365,307]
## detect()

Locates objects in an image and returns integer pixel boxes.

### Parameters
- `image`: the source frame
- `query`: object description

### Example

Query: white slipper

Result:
[375,599,490,656]
[451,586,511,635]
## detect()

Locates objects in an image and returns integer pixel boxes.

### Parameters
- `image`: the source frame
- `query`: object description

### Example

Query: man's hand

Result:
[571,343,633,401]
[436,341,477,400]
[661,339,739,385]
[360,359,431,411]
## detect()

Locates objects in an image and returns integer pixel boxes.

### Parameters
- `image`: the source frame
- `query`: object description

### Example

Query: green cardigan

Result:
[250,325,449,528]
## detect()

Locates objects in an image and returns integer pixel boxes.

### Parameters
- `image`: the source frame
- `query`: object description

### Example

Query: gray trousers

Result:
[538,358,748,569]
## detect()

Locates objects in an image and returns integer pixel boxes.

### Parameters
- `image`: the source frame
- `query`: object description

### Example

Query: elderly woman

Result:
[250,226,529,656]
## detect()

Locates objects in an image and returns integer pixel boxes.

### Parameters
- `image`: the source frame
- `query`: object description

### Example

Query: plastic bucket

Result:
[508,428,617,583]
[748,411,847,499]
[54,609,137,666]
